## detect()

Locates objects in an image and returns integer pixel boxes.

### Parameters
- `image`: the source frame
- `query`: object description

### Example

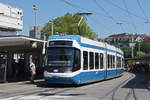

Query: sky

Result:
[1,0,150,38]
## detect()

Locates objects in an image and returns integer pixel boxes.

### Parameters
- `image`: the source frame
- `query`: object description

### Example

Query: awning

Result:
[0,35,46,52]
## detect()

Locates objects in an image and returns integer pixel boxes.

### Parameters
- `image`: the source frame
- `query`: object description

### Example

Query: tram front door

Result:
[0,53,7,82]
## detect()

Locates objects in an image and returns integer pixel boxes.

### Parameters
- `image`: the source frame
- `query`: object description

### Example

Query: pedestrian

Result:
[29,59,36,83]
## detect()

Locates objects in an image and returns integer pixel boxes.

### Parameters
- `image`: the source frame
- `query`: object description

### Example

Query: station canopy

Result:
[0,35,45,53]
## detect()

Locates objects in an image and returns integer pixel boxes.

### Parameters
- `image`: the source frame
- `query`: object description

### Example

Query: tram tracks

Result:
[112,73,137,100]
[1,84,77,100]
[110,72,148,100]
[1,72,149,100]
[124,73,148,100]
[124,81,137,100]
[99,72,135,100]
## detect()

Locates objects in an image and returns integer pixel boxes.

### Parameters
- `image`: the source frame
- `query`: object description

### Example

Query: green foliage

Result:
[128,60,134,66]
[42,12,98,39]
[136,51,146,57]
[120,46,132,58]
[134,39,150,55]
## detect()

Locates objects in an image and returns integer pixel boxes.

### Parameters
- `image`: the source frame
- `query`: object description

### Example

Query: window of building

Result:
[95,53,99,69]
[83,51,88,70]
[100,53,104,69]
[89,52,94,70]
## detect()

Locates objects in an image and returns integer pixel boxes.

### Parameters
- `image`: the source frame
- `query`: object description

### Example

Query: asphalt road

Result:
[0,72,150,100]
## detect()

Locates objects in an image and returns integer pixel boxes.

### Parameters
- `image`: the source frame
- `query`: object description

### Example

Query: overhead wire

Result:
[116,22,126,33]
[60,0,115,34]
[94,0,126,33]
[136,0,149,23]
[94,0,116,23]
[88,15,113,35]
[60,0,91,12]
[60,0,147,34]
[123,0,137,32]
[60,0,81,11]
[60,0,128,23]
[103,0,145,21]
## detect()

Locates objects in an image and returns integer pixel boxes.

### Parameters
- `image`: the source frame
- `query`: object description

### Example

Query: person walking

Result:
[29,59,36,83]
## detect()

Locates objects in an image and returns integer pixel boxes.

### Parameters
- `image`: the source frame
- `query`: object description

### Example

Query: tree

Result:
[134,39,150,55]
[128,60,134,66]
[42,13,98,39]
[120,46,132,58]
[136,51,146,57]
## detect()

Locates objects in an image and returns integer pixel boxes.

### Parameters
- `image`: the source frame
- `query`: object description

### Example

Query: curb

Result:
[0,79,44,86]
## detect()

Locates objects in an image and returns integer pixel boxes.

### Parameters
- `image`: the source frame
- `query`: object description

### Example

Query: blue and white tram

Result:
[44,35,124,84]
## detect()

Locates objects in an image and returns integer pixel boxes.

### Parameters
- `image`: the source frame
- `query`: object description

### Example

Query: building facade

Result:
[0,3,23,33]
[104,33,150,47]
[29,26,44,39]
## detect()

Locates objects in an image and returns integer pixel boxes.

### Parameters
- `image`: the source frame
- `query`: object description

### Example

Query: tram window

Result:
[72,48,81,72]
[89,52,94,70]
[107,55,110,68]
[117,56,121,68]
[95,53,99,69]
[119,58,121,68]
[110,55,113,68]
[122,58,124,68]
[83,51,88,70]
[119,57,121,68]
[112,56,115,68]
[49,41,72,46]
[117,57,119,68]
[100,53,104,69]
[107,55,108,68]
[116,56,119,68]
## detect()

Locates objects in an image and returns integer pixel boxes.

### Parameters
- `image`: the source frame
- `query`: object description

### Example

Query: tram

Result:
[44,35,124,84]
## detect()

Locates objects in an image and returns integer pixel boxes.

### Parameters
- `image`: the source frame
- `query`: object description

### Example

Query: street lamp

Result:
[49,20,53,36]
[32,5,38,36]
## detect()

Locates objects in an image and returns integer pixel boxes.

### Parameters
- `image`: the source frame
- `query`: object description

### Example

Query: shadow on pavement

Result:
[33,78,120,88]
[38,92,86,97]
[122,72,150,90]
[34,81,87,88]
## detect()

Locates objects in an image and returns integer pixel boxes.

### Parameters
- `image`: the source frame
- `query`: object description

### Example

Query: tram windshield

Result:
[46,47,80,73]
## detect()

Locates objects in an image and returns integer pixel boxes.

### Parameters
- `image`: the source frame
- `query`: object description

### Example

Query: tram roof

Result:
[48,35,123,55]
[48,35,81,42]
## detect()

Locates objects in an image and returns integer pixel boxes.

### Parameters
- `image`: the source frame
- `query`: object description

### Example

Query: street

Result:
[0,72,150,100]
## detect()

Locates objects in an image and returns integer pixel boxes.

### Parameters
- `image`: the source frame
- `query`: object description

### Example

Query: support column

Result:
[7,52,13,79]
[25,53,30,69]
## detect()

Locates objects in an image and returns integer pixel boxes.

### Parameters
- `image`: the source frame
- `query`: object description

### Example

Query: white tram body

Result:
[44,35,124,84]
